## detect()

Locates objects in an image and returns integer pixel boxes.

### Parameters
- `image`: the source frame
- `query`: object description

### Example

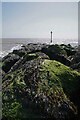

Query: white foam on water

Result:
[0,44,23,58]
[9,44,23,53]
[0,51,8,58]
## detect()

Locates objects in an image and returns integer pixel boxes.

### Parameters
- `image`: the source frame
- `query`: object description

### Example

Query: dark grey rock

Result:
[2,54,20,73]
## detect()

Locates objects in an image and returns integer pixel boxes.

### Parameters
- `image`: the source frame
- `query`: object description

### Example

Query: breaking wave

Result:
[0,44,22,58]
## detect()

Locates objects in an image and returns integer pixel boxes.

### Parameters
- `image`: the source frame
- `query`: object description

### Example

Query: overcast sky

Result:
[0,2,2,39]
[1,0,79,2]
[2,2,78,39]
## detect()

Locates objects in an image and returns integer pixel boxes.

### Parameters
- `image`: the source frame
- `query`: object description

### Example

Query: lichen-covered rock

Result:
[2,43,80,119]
[2,57,80,119]
[8,52,49,73]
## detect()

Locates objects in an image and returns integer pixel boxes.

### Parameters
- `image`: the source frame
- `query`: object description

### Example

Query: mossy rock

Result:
[26,53,38,61]
[40,60,80,98]
[2,58,80,119]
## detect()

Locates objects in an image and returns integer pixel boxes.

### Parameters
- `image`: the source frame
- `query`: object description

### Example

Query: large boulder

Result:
[2,57,80,119]
[12,49,26,57]
[60,44,76,56]
[42,44,71,66]
[70,48,80,71]
[2,53,20,73]
[71,52,80,64]
[71,62,80,72]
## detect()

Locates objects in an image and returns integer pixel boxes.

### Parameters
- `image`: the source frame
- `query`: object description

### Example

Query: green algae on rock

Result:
[2,56,80,119]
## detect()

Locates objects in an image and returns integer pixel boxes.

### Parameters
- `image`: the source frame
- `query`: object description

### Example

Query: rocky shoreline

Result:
[1,43,80,120]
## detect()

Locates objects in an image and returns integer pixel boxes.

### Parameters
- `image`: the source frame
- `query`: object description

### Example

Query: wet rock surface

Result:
[2,43,80,120]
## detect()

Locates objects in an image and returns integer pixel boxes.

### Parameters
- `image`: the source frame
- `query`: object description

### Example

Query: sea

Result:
[0,38,78,58]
